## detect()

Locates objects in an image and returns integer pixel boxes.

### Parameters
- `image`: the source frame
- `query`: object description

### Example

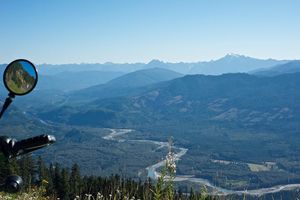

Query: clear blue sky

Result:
[0,0,299,64]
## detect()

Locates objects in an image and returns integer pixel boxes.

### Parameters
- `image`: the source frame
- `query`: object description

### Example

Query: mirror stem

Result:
[0,93,15,119]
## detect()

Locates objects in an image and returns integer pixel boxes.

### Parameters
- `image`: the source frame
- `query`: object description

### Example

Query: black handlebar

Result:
[0,134,56,159]
[0,134,55,193]
[14,134,56,156]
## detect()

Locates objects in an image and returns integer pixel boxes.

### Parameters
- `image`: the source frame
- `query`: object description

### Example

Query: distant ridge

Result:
[71,67,183,100]
[40,72,300,130]
[143,54,289,75]
[13,54,290,75]
[189,54,288,74]
[38,71,124,92]
[106,67,182,88]
[253,60,300,76]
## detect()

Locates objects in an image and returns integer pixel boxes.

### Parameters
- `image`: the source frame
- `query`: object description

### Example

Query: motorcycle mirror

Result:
[3,59,38,96]
[0,59,38,119]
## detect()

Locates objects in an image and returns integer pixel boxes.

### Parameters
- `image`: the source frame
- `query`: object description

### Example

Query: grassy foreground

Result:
[0,187,48,200]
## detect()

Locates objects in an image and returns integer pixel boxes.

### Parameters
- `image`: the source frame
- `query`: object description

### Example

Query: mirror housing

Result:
[0,59,38,119]
[3,59,38,96]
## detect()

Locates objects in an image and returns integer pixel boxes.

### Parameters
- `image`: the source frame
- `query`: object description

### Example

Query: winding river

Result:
[103,128,300,196]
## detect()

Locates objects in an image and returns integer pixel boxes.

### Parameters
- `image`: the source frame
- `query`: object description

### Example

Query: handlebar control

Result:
[0,134,56,159]
[4,175,23,193]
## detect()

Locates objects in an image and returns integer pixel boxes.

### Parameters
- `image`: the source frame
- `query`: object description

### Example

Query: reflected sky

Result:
[19,61,36,78]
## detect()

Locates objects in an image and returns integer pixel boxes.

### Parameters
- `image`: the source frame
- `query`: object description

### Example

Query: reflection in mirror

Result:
[4,60,38,95]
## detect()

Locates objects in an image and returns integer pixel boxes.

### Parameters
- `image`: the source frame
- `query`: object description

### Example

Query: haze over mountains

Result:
[1,53,299,111]
[1,54,300,191]
[40,72,300,131]
[2,53,287,93]
[37,54,288,76]
[1,53,298,111]
[71,68,183,101]
[38,71,124,92]
[34,68,300,190]
[252,60,300,76]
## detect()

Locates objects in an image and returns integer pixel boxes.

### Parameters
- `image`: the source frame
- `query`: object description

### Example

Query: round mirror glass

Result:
[3,59,38,95]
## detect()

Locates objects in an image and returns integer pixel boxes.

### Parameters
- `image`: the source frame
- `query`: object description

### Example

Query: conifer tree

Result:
[18,154,35,188]
[37,156,47,182]
[0,153,10,182]
[69,163,81,198]
[189,187,195,200]
[61,168,70,200]
[53,163,62,197]
[46,163,56,197]
[8,157,20,175]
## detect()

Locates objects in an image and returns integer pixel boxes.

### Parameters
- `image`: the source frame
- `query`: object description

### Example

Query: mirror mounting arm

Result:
[0,93,15,120]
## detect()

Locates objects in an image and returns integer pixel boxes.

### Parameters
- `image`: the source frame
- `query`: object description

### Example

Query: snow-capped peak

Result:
[226,53,244,58]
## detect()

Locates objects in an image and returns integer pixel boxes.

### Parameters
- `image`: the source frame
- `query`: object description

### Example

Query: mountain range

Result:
[34,71,300,189]
[34,54,289,76]
[0,54,292,94]
[1,58,300,190]
[39,72,300,131]
[70,68,183,101]
[252,60,300,76]
[38,71,124,92]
